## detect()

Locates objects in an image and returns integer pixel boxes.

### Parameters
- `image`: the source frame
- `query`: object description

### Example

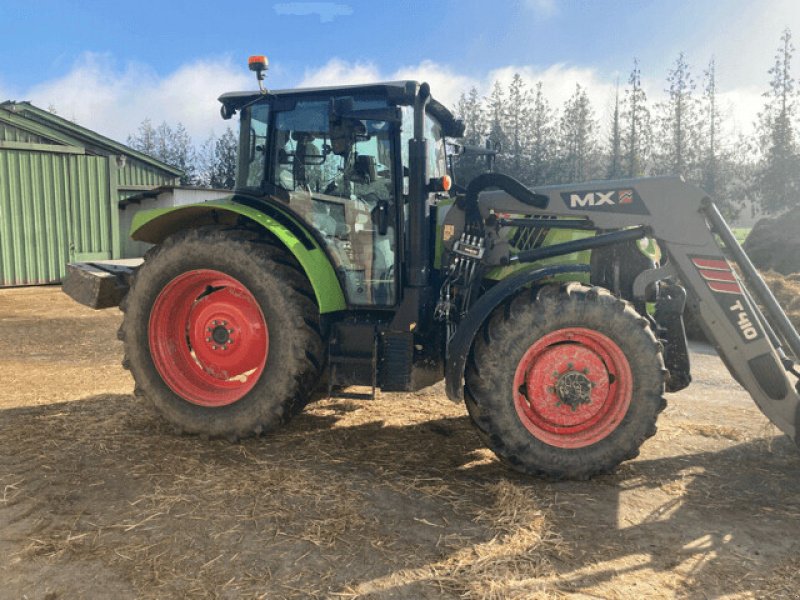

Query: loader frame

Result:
[441,175,800,444]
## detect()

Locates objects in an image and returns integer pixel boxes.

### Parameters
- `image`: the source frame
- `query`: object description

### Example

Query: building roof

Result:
[119,184,230,208]
[0,101,183,176]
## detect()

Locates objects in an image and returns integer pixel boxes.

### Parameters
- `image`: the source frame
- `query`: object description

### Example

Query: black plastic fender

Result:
[444,264,591,402]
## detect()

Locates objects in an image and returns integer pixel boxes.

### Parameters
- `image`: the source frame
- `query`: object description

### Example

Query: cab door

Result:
[270,99,399,307]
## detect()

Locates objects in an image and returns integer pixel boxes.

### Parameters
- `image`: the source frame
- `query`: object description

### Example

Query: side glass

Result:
[272,99,397,306]
[237,103,270,190]
[425,114,447,179]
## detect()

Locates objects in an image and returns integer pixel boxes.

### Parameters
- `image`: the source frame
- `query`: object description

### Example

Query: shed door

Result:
[67,155,113,262]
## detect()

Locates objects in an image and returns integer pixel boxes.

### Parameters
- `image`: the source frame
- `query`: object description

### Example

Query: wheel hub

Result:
[554,370,593,411]
[209,322,232,347]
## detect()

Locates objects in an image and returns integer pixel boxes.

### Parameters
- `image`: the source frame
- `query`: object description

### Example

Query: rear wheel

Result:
[119,226,323,439]
[464,283,666,479]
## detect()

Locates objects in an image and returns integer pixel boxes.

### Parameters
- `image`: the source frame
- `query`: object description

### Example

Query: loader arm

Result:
[444,175,800,443]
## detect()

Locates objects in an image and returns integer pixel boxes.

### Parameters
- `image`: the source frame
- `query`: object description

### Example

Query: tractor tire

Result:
[119,226,324,439]
[464,283,666,480]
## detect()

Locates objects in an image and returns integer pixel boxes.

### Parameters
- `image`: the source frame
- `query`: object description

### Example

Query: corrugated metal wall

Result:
[69,155,113,262]
[118,160,175,191]
[0,123,47,144]
[0,151,116,285]
[0,151,73,285]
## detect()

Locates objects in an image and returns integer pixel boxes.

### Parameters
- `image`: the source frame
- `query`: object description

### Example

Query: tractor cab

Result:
[219,79,462,309]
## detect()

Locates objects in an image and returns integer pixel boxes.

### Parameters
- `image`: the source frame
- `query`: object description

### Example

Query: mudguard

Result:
[445,264,590,402]
[130,195,346,313]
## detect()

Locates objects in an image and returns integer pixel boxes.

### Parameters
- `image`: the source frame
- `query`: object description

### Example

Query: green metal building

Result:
[0,101,182,286]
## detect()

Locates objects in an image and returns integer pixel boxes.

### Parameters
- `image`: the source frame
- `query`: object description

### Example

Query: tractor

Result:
[65,56,800,480]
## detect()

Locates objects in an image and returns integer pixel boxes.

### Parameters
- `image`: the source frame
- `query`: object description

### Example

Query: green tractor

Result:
[70,56,800,480]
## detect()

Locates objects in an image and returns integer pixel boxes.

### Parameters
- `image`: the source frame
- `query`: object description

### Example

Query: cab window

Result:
[237,102,269,189]
[425,114,447,179]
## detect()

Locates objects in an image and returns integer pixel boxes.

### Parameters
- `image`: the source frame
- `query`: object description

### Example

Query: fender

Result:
[130,194,347,314]
[445,264,591,402]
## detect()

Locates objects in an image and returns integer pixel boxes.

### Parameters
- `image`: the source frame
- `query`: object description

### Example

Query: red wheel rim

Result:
[513,327,632,449]
[148,269,269,407]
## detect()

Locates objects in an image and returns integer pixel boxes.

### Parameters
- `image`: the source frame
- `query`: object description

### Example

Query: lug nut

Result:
[212,345,217,350]
[206,337,211,342]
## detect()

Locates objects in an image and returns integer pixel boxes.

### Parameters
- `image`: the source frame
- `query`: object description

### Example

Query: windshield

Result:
[272,99,392,197]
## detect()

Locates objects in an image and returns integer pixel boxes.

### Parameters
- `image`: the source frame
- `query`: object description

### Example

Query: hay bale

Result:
[761,270,800,331]
[744,206,800,275]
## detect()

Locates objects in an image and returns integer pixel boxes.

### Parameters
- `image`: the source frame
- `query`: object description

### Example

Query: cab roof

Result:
[218,80,463,137]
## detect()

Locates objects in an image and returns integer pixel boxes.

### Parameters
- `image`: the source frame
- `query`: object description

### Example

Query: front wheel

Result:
[119,227,324,439]
[464,283,666,480]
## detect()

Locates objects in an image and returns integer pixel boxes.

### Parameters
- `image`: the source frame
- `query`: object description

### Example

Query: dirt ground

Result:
[2,287,800,599]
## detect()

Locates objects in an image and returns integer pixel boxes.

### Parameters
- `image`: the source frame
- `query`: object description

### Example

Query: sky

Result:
[0,0,798,145]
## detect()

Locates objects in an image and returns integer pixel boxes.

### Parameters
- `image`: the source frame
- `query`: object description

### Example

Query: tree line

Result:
[454,28,800,219]
[127,120,238,189]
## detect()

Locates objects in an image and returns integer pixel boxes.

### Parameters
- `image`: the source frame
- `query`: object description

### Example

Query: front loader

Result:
[65,56,800,480]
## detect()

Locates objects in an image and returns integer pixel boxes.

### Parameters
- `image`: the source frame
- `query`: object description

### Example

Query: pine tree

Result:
[653,53,700,178]
[622,59,652,177]
[527,81,555,186]
[701,58,720,197]
[555,84,598,183]
[127,118,157,156]
[696,58,742,219]
[606,81,624,179]
[170,123,197,185]
[486,81,508,156]
[754,28,800,214]
[503,74,531,179]
[453,86,487,185]
[210,128,238,189]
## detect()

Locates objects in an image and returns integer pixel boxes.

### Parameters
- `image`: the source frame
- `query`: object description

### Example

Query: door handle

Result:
[373,199,389,235]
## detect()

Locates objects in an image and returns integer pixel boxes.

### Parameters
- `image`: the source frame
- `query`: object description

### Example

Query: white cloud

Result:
[391,60,480,108]
[273,2,353,23]
[297,58,382,88]
[23,52,251,144]
[523,0,558,18]
[298,58,479,109]
[717,86,764,138]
